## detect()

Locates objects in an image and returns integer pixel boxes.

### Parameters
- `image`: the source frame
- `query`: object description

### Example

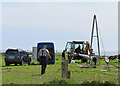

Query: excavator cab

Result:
[65,41,90,62]
[65,41,85,54]
[73,41,85,54]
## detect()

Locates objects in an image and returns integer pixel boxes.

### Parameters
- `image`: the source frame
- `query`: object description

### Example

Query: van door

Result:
[37,42,55,64]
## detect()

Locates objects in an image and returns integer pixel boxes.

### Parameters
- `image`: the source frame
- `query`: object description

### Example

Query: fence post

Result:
[61,59,70,78]
[65,60,68,78]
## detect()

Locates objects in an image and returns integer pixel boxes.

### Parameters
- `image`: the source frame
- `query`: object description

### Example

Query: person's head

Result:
[43,45,47,49]
[63,49,66,53]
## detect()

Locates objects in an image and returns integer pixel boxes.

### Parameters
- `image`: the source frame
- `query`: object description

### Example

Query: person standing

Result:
[62,50,66,61]
[84,41,91,55]
[38,45,51,75]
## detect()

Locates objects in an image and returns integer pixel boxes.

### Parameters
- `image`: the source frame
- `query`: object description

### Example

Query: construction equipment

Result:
[91,15,100,65]
[65,40,97,64]
[64,15,100,64]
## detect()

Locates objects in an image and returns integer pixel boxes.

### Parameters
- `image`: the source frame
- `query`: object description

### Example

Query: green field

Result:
[1,53,119,85]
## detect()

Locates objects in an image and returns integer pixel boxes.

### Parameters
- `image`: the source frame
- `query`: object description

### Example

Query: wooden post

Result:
[65,60,68,77]
[61,59,70,78]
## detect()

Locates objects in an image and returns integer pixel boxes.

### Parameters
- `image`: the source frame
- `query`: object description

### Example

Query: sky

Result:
[1,1,118,55]
[119,2,120,54]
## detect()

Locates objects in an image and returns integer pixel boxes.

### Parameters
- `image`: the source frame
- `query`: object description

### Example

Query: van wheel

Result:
[15,63,17,66]
[5,63,9,66]
[20,63,22,65]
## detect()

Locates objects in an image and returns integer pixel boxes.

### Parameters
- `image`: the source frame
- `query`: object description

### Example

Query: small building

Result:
[32,47,37,60]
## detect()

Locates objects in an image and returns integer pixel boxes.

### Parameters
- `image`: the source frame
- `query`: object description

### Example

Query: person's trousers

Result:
[40,56,47,74]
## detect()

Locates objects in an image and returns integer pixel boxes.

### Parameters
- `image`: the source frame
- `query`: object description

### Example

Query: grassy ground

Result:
[1,53,119,85]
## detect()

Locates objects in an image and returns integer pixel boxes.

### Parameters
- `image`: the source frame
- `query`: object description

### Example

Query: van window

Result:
[6,49,18,54]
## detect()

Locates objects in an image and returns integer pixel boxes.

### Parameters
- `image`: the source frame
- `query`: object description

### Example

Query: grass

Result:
[0,53,119,85]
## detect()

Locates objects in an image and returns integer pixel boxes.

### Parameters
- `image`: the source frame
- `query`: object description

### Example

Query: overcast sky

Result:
[2,2,118,55]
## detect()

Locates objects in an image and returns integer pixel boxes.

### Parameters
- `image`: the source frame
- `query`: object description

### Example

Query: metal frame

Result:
[91,15,100,65]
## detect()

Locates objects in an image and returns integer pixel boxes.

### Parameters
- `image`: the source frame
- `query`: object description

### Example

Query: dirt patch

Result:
[100,65,114,67]
[100,69,108,71]
[110,69,119,72]
[77,65,93,68]
[100,69,119,72]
